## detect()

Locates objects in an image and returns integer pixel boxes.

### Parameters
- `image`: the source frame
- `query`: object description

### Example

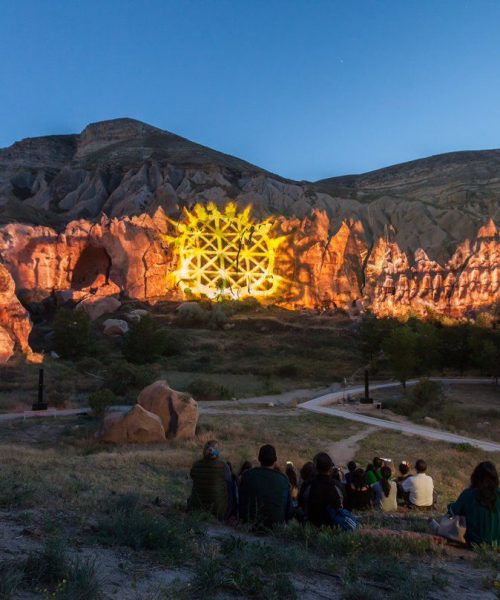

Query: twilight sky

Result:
[2,0,500,180]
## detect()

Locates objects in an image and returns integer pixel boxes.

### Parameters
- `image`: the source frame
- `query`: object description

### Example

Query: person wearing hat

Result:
[188,440,233,520]
[307,452,342,527]
[238,444,293,529]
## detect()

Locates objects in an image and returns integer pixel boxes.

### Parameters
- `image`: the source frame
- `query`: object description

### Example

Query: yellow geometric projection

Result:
[166,202,284,300]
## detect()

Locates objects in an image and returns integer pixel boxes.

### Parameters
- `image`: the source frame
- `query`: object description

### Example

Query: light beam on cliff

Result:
[166,203,284,300]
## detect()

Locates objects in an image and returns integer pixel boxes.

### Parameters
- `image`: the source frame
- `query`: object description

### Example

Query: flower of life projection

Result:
[167,203,284,299]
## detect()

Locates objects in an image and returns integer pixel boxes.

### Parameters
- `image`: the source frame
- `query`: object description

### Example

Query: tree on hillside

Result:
[53,309,93,359]
[469,331,500,383]
[122,315,166,364]
[359,314,397,369]
[382,326,419,388]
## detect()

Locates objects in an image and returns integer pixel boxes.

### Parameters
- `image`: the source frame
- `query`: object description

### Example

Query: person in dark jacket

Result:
[345,468,373,511]
[239,444,292,529]
[345,461,357,486]
[448,461,500,546]
[188,440,232,520]
[307,452,342,527]
[296,461,316,523]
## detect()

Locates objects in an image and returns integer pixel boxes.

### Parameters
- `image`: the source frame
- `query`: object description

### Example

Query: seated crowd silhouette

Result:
[188,440,500,546]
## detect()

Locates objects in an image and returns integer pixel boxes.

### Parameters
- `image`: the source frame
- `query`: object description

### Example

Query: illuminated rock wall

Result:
[0,207,498,345]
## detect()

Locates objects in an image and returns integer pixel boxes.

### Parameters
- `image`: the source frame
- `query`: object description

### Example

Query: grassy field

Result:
[0,410,498,598]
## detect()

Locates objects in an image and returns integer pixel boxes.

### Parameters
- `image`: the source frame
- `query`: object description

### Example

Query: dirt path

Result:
[299,378,500,453]
[326,426,378,466]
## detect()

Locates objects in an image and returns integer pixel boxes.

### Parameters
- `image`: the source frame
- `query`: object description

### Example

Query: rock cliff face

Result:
[0,117,498,360]
[0,264,32,361]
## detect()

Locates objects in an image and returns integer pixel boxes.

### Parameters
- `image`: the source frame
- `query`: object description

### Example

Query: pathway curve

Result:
[298,378,500,453]
[326,427,378,466]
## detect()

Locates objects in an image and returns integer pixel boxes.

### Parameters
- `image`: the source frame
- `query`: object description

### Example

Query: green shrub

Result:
[0,562,23,599]
[61,556,103,600]
[104,361,157,396]
[123,315,167,364]
[275,363,299,378]
[24,538,69,586]
[161,329,187,356]
[53,309,94,359]
[187,378,233,401]
[88,389,117,417]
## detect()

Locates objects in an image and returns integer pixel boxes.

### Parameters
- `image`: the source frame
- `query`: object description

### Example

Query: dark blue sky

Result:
[2,0,500,180]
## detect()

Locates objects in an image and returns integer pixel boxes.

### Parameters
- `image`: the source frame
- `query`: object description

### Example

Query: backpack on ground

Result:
[328,507,359,531]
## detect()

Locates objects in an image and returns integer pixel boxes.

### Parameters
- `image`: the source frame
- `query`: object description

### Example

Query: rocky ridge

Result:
[0,118,498,361]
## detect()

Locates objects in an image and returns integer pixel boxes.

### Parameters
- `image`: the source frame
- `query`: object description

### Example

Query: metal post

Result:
[32,368,48,411]
[364,369,369,401]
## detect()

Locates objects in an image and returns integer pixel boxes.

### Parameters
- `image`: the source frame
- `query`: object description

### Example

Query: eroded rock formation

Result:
[0,264,32,362]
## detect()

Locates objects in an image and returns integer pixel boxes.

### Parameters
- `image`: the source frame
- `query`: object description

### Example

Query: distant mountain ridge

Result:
[0,118,498,261]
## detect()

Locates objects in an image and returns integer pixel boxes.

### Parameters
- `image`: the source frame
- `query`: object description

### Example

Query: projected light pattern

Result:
[167,203,283,299]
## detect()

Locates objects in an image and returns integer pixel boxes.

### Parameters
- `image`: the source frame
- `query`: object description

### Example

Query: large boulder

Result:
[138,379,198,439]
[78,296,121,320]
[103,318,129,336]
[97,404,166,444]
[0,326,15,363]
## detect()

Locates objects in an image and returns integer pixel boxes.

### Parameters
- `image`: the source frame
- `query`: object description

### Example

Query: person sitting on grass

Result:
[366,457,383,485]
[372,465,398,512]
[345,461,357,486]
[285,461,299,507]
[237,460,252,485]
[345,468,373,511]
[396,461,411,502]
[307,452,342,527]
[239,444,293,529]
[296,461,316,523]
[402,459,434,509]
[448,461,500,546]
[188,440,233,520]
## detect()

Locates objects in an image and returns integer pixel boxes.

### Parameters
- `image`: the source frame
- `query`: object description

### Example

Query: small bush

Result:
[24,538,69,586]
[61,556,103,600]
[53,309,94,359]
[123,315,167,364]
[187,378,233,401]
[104,360,157,396]
[161,329,187,356]
[175,302,210,327]
[0,473,34,508]
[0,562,23,599]
[88,389,117,417]
[275,363,300,378]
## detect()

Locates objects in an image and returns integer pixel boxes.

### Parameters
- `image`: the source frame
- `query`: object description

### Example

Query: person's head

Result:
[258,444,277,468]
[347,461,357,473]
[366,463,374,472]
[415,459,427,473]
[373,457,383,470]
[332,467,342,482]
[300,461,316,482]
[285,462,298,488]
[399,461,410,476]
[203,440,220,460]
[238,460,252,476]
[314,452,334,475]
[352,468,367,490]
[470,461,499,512]
[380,465,393,498]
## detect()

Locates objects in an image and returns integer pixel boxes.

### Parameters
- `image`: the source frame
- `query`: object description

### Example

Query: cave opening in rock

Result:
[72,246,112,290]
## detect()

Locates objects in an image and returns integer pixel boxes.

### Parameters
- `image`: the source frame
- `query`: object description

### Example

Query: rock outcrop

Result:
[138,379,198,439]
[97,404,166,444]
[0,264,32,361]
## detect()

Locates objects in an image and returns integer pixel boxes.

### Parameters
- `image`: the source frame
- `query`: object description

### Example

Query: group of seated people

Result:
[188,440,500,545]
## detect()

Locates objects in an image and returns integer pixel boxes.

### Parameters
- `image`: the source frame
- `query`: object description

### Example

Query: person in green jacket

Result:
[365,457,383,486]
[448,461,500,546]
[239,444,292,529]
[188,440,233,520]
